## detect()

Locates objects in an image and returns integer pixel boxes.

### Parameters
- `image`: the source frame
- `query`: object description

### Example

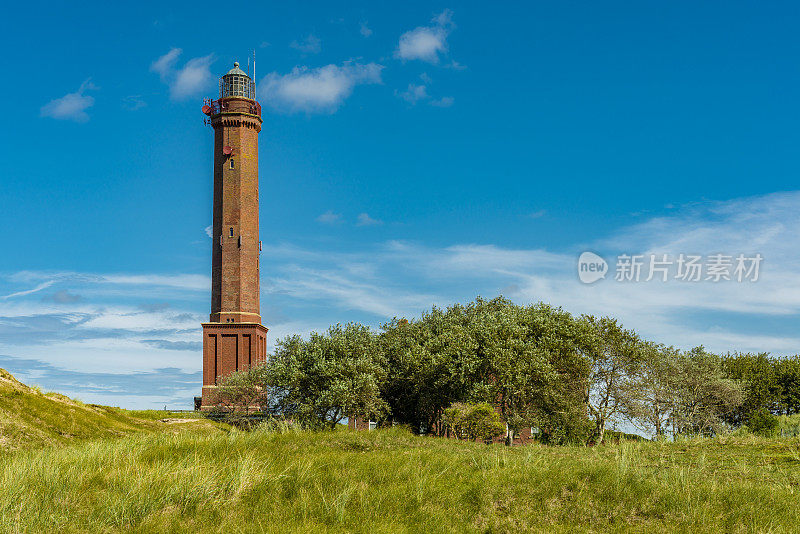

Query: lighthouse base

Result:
[200,322,268,410]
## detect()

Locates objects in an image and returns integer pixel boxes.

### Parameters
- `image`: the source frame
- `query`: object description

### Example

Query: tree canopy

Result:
[213,296,800,444]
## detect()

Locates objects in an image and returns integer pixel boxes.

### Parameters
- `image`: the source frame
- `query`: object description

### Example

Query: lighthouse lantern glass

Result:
[220,73,256,100]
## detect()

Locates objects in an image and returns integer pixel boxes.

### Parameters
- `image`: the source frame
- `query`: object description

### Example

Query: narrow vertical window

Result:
[229,159,235,169]
[229,227,234,237]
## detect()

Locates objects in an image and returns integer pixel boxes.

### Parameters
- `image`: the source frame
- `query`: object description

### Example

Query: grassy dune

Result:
[2,369,798,532]
[1,426,799,533]
[0,368,215,451]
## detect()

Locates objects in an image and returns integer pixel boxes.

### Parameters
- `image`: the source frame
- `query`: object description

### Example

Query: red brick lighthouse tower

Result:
[200,62,268,408]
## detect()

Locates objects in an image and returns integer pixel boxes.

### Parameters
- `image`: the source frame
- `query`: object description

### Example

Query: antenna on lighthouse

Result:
[252,49,256,89]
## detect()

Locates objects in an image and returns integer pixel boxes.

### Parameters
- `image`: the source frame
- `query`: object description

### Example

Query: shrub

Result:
[442,402,506,443]
[778,414,800,437]
[748,408,779,437]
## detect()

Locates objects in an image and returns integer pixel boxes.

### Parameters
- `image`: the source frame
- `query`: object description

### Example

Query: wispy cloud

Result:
[150,48,181,78]
[258,191,800,355]
[395,9,454,64]
[100,274,209,291]
[259,62,383,113]
[8,271,209,292]
[397,83,428,104]
[42,290,82,304]
[269,264,439,318]
[2,281,55,300]
[290,34,321,54]
[360,21,373,38]
[150,48,214,100]
[357,213,383,226]
[316,210,343,224]
[40,79,97,122]
[396,74,454,107]
[430,96,454,107]
[122,95,146,111]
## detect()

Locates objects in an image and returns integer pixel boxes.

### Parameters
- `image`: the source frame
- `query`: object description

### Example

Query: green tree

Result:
[215,364,276,414]
[624,343,678,439]
[270,323,388,429]
[476,302,592,445]
[775,356,800,415]
[581,316,645,443]
[721,352,780,426]
[379,298,592,444]
[670,347,744,436]
[380,303,482,435]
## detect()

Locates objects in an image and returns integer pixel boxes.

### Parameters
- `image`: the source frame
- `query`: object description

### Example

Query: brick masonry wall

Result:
[210,97,262,324]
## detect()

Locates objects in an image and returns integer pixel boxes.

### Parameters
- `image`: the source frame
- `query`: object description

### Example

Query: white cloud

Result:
[2,281,55,300]
[259,62,383,113]
[150,48,181,78]
[398,83,428,104]
[357,213,383,226]
[360,21,373,37]
[528,210,547,219]
[269,265,439,318]
[40,79,96,122]
[7,271,209,292]
[316,210,343,224]
[76,307,199,332]
[204,225,213,238]
[397,74,454,107]
[430,96,454,107]
[101,274,209,291]
[171,55,214,100]
[290,34,321,54]
[395,9,454,63]
[44,290,82,304]
[122,95,146,111]
[150,48,214,100]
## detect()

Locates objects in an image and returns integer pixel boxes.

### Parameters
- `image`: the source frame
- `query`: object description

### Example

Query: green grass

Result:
[0,368,217,451]
[1,426,799,533]
[126,410,206,421]
[3,368,799,532]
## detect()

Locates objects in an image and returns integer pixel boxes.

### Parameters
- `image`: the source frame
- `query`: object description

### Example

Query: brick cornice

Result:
[202,322,269,333]
[210,114,262,132]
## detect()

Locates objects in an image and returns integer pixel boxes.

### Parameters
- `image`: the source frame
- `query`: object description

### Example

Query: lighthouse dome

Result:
[220,61,256,100]
[226,62,249,77]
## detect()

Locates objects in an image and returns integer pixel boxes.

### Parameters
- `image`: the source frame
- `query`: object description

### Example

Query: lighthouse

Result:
[200,62,268,409]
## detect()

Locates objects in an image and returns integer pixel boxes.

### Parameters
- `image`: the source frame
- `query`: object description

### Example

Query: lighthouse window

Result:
[229,159,235,169]
[229,227,234,237]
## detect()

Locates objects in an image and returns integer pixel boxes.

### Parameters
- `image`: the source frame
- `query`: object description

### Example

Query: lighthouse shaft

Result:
[210,98,262,324]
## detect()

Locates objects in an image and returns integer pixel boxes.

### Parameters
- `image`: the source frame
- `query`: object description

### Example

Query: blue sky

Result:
[2,1,800,408]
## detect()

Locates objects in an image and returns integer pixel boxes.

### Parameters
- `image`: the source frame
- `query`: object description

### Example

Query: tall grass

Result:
[1,427,799,532]
[779,414,800,437]
[0,367,219,451]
